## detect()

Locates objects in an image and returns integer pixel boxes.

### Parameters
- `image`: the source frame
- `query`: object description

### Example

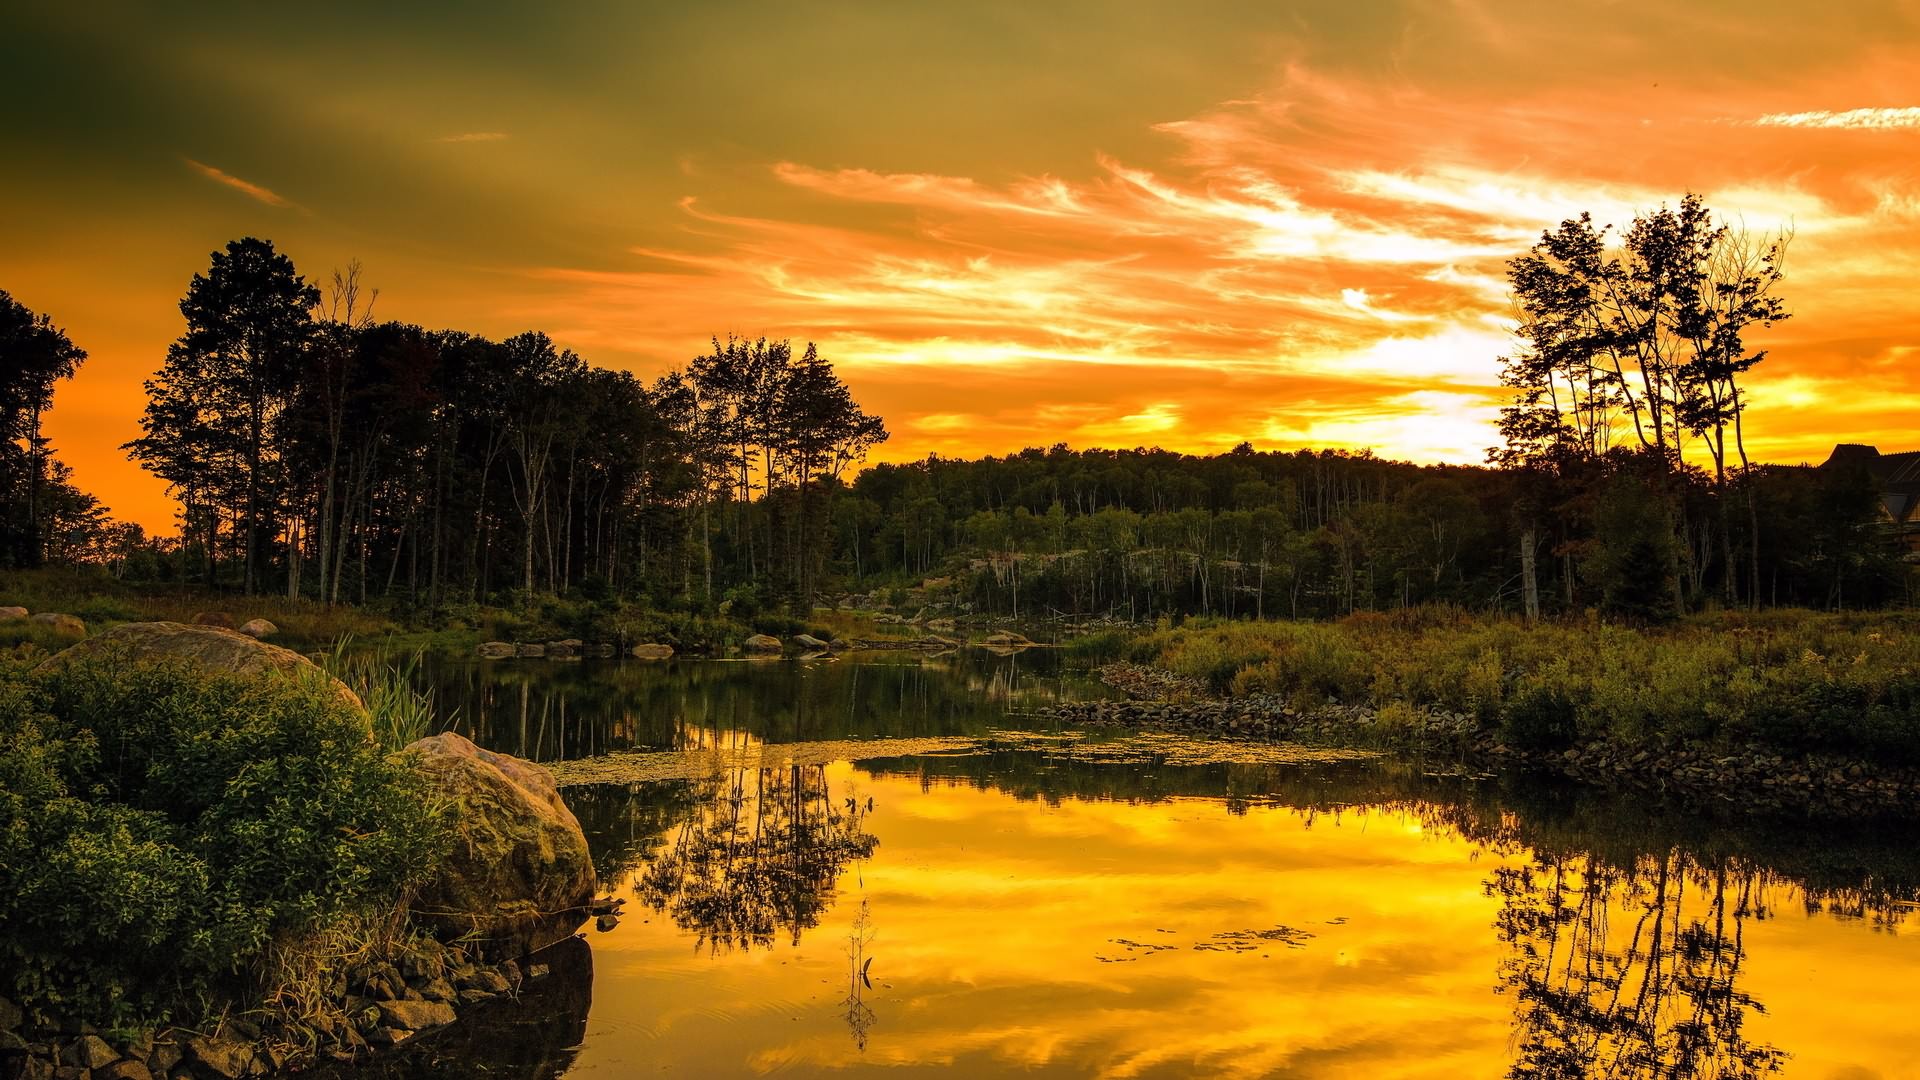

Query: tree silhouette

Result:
[0,290,87,566]
[128,238,318,593]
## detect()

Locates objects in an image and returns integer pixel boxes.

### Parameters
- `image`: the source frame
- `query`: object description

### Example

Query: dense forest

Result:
[1,198,1911,621]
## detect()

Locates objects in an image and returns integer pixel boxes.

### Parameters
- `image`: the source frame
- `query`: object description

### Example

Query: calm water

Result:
[361,653,1920,1079]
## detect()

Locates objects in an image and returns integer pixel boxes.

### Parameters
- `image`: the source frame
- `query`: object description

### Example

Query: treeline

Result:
[837,442,1904,619]
[118,240,886,610]
[833,195,1907,621]
[0,238,873,612]
[5,199,1912,621]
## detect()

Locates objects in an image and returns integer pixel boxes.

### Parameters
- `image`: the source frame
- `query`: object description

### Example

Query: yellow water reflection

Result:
[564,763,1919,1079]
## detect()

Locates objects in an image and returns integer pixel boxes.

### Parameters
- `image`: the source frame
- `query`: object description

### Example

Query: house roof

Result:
[1821,444,1920,487]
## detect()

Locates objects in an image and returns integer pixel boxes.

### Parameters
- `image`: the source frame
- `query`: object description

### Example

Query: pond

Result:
[353,652,1920,1079]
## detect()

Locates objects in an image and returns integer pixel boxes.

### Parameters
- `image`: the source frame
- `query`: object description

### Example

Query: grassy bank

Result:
[1087,608,1920,764]
[0,567,853,656]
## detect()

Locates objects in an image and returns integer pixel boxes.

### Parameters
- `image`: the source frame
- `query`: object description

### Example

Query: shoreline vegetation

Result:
[1054,608,1920,816]
[0,624,604,1080]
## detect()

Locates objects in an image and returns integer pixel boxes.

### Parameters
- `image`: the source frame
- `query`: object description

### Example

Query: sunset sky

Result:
[3,1,1918,532]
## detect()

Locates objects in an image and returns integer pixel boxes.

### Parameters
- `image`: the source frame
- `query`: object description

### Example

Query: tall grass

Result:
[1133,609,1920,761]
[323,635,453,751]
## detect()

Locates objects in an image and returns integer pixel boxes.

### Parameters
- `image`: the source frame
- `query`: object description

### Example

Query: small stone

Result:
[457,989,495,1005]
[18,1054,54,1080]
[184,1036,255,1080]
[374,1000,456,1032]
[67,1035,119,1069]
[52,1066,86,1080]
[96,1061,154,1080]
[418,977,457,1004]
[527,963,550,980]
[364,1026,414,1048]
[594,913,620,932]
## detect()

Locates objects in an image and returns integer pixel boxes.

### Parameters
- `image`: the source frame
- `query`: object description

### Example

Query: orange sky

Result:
[3,2,1918,532]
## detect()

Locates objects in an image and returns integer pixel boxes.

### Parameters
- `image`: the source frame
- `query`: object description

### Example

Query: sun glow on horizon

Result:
[5,1,1919,530]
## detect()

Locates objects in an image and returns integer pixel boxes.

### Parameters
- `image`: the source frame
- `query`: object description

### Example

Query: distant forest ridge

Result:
[0,194,1913,616]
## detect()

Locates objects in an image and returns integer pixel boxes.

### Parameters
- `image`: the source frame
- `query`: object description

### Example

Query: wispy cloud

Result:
[183,158,298,208]
[1754,106,1920,129]
[435,131,509,143]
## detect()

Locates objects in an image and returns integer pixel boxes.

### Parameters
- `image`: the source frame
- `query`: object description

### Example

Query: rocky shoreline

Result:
[1047,664,1920,817]
[3,625,609,1080]
[0,924,618,1080]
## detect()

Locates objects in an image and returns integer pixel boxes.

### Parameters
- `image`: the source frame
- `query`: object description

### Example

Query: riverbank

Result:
[1052,641,1920,810]
[0,624,606,1079]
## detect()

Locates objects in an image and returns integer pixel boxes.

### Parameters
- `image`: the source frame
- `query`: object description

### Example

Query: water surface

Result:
[379,653,1920,1079]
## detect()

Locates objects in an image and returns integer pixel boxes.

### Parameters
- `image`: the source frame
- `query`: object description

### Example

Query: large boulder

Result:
[28,612,85,637]
[238,618,277,639]
[629,643,674,660]
[742,634,782,654]
[793,633,829,652]
[476,641,516,659]
[35,621,361,709]
[404,732,596,961]
[0,605,26,620]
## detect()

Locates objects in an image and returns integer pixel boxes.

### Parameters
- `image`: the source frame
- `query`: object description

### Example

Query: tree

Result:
[0,291,88,566]
[129,238,318,593]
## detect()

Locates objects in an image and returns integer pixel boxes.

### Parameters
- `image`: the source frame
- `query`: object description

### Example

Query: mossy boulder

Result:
[34,621,361,709]
[404,732,596,961]
[28,612,85,637]
[743,634,782,654]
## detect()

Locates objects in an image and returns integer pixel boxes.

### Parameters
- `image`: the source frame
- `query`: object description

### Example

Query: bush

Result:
[0,656,450,1027]
[1130,608,1920,762]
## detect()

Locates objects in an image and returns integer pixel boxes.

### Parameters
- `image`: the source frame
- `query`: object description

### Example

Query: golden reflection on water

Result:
[564,762,1919,1079]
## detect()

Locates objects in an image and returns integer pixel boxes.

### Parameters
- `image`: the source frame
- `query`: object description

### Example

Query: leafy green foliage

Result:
[1141,610,1920,762]
[0,655,449,1026]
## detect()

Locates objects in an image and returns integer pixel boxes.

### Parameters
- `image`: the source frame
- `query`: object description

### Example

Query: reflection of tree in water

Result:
[565,780,702,888]
[1489,851,1784,1079]
[638,763,877,952]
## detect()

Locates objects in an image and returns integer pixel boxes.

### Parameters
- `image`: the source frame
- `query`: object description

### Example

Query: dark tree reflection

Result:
[637,764,877,952]
[1489,851,1785,1079]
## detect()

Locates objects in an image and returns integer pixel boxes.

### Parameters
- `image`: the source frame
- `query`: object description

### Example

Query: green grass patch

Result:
[1132,609,1920,761]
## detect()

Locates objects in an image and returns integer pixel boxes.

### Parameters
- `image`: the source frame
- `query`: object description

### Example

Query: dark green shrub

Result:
[0,657,449,1027]
[1500,669,1585,752]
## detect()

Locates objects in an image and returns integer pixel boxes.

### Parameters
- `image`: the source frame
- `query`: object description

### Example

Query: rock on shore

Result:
[403,732,597,960]
[35,621,361,709]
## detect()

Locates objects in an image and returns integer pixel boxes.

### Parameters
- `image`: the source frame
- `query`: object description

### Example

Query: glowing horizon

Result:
[4,2,1918,532]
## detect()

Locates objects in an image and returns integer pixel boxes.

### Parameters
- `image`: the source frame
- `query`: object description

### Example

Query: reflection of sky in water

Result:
[563,760,1920,1079]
